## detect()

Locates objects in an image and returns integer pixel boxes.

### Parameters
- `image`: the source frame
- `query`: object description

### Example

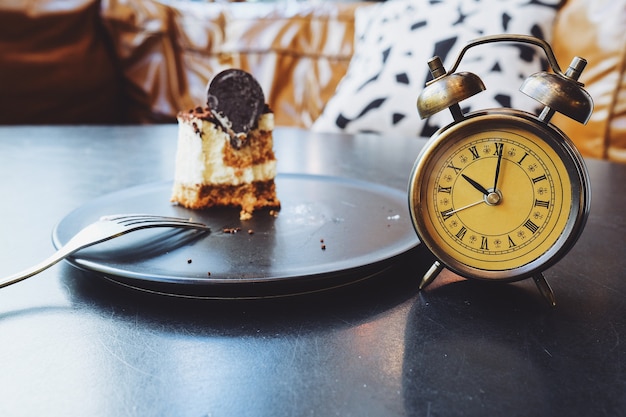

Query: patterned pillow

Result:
[312,0,560,137]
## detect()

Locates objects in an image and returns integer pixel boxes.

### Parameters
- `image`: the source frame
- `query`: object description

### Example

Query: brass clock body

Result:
[409,35,593,305]
[409,109,590,283]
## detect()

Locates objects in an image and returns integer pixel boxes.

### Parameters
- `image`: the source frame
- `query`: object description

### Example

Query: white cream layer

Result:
[173,115,276,186]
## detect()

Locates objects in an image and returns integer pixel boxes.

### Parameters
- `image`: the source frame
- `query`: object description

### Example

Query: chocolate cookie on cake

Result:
[171,69,280,219]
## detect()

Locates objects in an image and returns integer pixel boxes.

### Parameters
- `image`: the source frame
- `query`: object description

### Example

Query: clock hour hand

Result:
[461,174,490,196]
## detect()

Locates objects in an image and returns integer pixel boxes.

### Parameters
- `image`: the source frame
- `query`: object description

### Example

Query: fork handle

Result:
[0,246,78,289]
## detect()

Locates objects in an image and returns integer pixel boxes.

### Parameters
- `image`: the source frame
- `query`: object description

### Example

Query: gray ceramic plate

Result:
[52,174,419,298]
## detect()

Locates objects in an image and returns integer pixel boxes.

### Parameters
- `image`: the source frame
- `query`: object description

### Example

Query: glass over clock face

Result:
[409,111,587,281]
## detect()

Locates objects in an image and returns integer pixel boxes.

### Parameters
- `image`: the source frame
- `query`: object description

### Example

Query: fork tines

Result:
[100,214,208,228]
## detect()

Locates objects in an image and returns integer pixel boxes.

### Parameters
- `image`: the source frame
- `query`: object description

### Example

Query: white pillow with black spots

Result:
[312,0,560,137]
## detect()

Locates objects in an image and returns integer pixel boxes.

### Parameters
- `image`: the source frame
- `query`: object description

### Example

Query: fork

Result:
[0,214,210,289]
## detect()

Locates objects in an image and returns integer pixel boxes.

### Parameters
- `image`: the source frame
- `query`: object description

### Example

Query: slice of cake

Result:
[171,69,280,219]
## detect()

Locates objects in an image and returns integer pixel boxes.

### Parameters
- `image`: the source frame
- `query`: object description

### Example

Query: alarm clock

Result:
[408,35,593,306]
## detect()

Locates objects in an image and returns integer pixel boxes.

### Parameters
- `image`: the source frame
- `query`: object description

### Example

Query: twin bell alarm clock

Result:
[408,34,593,306]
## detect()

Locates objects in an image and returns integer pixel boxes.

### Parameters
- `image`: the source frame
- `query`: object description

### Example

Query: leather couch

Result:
[1,0,624,162]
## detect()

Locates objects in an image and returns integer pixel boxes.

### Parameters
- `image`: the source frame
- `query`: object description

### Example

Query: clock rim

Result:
[408,109,590,282]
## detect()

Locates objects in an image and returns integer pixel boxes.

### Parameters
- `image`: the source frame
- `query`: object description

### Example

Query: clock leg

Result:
[419,261,444,290]
[532,273,557,307]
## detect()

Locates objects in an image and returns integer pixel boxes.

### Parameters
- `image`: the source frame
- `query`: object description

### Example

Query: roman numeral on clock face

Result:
[447,162,462,174]
[493,142,504,157]
[517,152,529,165]
[508,235,516,248]
[524,219,539,234]
[441,209,454,221]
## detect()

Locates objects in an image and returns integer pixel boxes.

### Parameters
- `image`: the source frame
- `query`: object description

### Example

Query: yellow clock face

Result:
[410,112,586,280]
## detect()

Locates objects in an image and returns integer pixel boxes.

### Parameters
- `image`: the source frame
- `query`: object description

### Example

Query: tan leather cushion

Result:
[0,0,123,124]
[100,0,214,123]
[552,0,626,163]
[102,0,365,127]
[217,2,365,128]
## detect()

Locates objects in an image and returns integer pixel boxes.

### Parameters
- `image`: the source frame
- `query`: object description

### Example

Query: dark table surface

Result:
[0,125,624,417]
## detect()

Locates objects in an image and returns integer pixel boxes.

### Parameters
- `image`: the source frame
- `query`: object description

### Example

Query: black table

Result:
[0,125,624,417]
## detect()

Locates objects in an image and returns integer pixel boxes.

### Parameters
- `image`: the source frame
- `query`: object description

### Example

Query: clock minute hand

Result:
[461,174,490,196]
[493,147,504,190]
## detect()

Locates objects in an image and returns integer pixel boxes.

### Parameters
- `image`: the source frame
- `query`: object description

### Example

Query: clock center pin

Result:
[485,190,502,206]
